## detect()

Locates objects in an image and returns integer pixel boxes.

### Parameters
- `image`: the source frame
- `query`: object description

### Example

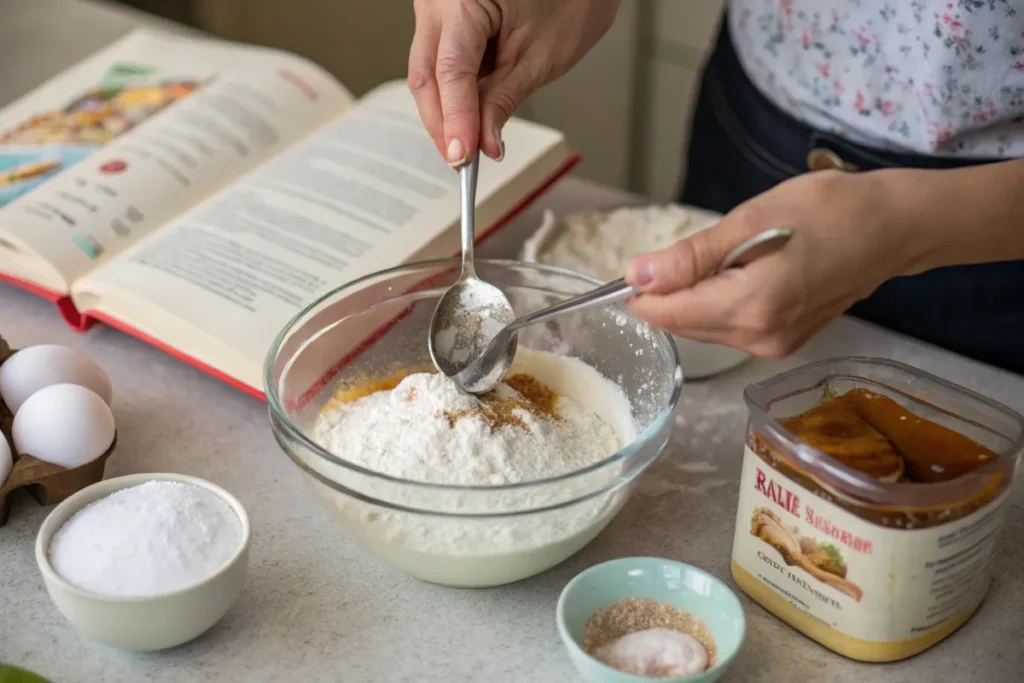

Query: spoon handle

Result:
[717,227,792,273]
[459,151,480,277]
[510,278,635,331]
[508,227,793,332]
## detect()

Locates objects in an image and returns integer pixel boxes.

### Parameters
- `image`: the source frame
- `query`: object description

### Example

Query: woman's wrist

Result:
[872,160,1024,276]
[871,167,949,277]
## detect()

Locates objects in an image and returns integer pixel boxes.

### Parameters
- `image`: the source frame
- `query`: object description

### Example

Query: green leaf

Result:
[0,665,50,683]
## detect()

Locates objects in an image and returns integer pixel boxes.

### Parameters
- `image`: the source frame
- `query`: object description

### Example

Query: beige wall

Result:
[521,1,640,188]
[196,0,415,96]
[638,0,724,201]
[193,0,724,199]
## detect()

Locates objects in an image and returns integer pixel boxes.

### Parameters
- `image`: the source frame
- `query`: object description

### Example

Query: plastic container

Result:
[730,357,1024,663]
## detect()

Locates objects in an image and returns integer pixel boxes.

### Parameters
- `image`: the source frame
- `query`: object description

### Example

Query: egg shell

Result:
[0,434,11,486]
[0,344,112,413]
[12,384,115,470]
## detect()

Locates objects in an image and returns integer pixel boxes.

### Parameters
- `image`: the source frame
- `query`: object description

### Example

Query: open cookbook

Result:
[0,29,576,397]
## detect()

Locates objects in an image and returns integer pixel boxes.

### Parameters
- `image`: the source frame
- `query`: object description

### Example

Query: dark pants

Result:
[680,20,1024,376]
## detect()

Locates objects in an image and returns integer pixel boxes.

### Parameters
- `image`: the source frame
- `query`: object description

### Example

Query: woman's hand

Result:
[409,0,620,165]
[624,170,926,357]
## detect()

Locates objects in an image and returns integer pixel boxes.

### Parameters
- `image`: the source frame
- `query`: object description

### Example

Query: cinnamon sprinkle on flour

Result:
[310,351,628,487]
[445,373,561,431]
[330,371,562,432]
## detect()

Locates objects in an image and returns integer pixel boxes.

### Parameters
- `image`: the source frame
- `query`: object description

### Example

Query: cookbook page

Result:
[72,80,570,389]
[0,28,352,292]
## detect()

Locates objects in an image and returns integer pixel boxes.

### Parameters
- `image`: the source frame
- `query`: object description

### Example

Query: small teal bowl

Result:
[556,558,745,682]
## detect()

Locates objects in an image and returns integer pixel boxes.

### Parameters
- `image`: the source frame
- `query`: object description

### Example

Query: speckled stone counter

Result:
[2,3,1023,681]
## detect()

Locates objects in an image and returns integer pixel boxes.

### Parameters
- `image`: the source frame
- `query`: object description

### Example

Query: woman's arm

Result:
[882,159,1024,274]
[623,162,1024,357]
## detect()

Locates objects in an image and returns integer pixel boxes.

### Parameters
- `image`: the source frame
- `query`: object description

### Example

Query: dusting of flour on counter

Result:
[312,352,628,486]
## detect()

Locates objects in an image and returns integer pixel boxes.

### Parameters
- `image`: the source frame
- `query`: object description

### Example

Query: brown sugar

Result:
[445,373,562,431]
[582,597,717,667]
[326,369,562,433]
[505,374,560,420]
[324,364,436,409]
[324,371,407,408]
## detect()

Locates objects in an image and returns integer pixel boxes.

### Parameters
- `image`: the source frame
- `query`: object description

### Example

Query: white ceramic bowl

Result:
[522,207,750,380]
[35,473,250,652]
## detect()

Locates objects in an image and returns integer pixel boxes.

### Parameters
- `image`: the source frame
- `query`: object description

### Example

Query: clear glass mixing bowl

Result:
[265,259,682,587]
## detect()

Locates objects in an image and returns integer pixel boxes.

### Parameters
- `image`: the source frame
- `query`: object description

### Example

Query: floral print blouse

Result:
[728,0,1024,157]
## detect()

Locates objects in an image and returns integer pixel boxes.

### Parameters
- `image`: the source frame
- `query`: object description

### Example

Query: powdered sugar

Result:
[312,369,621,486]
[48,481,242,597]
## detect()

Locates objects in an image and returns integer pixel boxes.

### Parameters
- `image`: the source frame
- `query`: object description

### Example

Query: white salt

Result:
[596,628,709,677]
[48,480,242,597]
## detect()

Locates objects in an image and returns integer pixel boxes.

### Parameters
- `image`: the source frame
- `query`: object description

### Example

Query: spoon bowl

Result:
[428,276,516,379]
[428,151,517,382]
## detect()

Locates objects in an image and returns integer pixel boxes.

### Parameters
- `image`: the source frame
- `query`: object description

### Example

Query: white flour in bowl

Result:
[524,205,719,282]
[312,358,622,487]
[305,349,642,586]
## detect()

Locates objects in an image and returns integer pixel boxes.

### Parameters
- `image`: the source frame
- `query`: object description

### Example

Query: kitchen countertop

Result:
[1,2,1023,681]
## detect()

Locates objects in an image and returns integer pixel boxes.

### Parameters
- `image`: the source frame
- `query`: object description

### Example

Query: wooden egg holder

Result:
[0,336,115,527]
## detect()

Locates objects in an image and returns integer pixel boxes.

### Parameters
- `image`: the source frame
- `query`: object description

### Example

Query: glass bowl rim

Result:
[264,257,684,493]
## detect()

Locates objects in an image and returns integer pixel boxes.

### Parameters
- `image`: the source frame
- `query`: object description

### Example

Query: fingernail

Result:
[446,138,466,167]
[628,257,655,288]
[491,125,504,161]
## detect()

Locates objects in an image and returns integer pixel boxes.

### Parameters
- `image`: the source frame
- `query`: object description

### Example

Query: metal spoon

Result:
[428,151,518,380]
[452,227,793,394]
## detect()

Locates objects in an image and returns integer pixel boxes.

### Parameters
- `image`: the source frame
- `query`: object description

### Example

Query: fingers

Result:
[436,17,489,166]
[627,269,749,337]
[408,9,445,157]
[478,63,534,160]
[625,219,747,295]
[625,198,779,294]
[627,256,813,356]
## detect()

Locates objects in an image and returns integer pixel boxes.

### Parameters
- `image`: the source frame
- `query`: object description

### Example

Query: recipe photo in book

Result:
[0,29,575,394]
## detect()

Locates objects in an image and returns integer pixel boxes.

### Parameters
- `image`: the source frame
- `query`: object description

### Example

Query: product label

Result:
[731,447,1009,643]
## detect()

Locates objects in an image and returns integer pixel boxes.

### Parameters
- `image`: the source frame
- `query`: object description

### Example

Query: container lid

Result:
[743,356,1024,509]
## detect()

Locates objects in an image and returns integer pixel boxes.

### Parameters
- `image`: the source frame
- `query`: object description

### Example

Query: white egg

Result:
[0,344,112,413]
[0,434,11,486]
[12,384,115,469]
